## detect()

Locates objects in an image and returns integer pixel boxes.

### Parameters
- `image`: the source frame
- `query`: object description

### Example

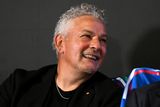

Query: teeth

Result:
[83,54,98,60]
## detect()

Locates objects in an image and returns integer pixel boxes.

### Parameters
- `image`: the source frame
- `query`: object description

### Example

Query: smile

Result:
[82,53,100,61]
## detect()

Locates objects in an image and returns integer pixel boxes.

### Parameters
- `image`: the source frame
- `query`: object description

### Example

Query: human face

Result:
[61,15,107,74]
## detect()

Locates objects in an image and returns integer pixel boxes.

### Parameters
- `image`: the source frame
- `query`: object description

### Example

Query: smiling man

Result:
[0,3,123,107]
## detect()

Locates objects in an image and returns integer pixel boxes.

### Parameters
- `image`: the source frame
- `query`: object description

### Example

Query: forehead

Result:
[68,15,107,34]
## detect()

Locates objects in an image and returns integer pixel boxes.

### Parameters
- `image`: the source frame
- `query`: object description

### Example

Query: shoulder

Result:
[0,65,57,106]
[0,65,57,92]
[9,65,56,82]
[14,65,56,77]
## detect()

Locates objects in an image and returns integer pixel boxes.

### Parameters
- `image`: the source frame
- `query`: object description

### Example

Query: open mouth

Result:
[82,53,100,61]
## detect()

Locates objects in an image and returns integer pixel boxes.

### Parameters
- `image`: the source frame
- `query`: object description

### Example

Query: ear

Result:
[53,34,64,54]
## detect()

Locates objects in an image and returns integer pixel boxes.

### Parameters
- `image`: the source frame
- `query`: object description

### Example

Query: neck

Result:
[56,63,92,91]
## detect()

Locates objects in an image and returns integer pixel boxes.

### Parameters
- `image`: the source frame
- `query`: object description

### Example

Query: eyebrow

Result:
[82,29,93,35]
[82,29,107,37]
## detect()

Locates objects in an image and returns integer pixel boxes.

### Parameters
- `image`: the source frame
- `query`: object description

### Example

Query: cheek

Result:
[66,43,82,55]
[64,37,89,55]
[101,47,107,56]
[73,44,85,54]
[73,40,88,50]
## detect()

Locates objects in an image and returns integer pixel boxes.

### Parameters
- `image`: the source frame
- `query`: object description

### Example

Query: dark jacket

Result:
[0,65,122,107]
[126,82,160,107]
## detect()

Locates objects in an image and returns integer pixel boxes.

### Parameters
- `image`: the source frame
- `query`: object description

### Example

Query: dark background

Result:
[1,0,160,83]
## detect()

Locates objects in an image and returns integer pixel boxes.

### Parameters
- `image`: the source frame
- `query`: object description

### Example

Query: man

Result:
[0,3,123,107]
[126,82,160,107]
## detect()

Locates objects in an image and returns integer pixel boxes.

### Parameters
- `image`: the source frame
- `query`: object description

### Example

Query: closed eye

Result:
[101,38,107,42]
[99,37,107,43]
[80,34,92,40]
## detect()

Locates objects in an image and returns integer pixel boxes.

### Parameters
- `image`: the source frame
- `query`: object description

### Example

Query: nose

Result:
[90,37,101,50]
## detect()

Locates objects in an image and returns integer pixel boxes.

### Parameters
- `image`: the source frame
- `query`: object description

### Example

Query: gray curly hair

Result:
[54,3,106,36]
[53,3,106,55]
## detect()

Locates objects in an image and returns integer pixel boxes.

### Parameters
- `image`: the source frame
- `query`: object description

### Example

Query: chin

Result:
[82,67,98,74]
[78,63,99,74]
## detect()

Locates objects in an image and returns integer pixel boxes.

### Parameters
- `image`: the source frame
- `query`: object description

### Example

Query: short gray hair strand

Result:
[54,3,106,36]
